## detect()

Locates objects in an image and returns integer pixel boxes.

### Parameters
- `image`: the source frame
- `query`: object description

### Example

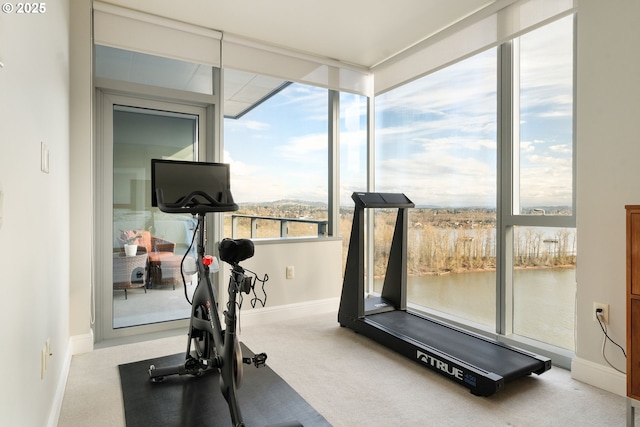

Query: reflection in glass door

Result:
[111,103,202,329]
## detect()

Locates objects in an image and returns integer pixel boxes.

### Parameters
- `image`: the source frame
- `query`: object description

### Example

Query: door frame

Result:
[94,89,217,343]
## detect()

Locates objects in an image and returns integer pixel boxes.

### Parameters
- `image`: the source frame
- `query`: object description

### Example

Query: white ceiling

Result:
[101,0,496,68]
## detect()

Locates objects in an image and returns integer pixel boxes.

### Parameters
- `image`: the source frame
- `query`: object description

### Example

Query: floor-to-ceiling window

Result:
[222,70,369,279]
[508,16,576,350]
[223,71,371,244]
[223,77,329,239]
[374,16,575,353]
[375,49,498,329]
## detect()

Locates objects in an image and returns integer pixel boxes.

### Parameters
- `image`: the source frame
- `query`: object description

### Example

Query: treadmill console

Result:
[351,192,415,209]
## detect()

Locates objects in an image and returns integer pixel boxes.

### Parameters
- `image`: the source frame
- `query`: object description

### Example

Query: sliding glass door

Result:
[98,93,208,340]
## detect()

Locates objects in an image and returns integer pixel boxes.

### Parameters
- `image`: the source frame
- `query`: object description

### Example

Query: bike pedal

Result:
[253,352,267,368]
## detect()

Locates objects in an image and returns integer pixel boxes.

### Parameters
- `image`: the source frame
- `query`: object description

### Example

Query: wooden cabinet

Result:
[626,206,640,400]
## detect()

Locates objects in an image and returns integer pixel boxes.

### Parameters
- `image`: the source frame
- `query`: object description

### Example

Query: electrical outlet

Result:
[286,266,294,279]
[593,302,609,323]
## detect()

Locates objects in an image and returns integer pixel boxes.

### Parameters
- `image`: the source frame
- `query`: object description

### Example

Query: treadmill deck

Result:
[366,310,545,381]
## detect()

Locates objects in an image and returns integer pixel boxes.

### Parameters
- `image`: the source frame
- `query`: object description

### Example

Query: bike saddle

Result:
[219,238,255,264]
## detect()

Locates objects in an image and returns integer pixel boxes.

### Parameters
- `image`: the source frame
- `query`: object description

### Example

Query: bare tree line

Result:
[225,205,576,277]
[366,209,576,276]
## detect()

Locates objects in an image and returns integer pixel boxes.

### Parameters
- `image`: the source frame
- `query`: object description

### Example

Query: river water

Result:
[376,267,576,350]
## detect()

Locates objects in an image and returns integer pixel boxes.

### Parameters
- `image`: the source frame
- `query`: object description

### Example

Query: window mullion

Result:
[366,96,375,296]
[497,41,516,336]
[328,90,340,237]
[510,215,575,228]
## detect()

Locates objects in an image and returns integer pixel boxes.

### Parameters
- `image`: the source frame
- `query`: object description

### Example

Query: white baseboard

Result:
[239,297,339,327]
[70,328,94,355]
[571,356,626,396]
[47,330,94,427]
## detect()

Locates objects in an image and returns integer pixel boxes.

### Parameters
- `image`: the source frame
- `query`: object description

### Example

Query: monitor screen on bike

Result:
[151,159,232,208]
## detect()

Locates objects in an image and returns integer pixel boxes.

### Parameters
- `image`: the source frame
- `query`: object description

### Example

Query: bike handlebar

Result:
[156,188,239,214]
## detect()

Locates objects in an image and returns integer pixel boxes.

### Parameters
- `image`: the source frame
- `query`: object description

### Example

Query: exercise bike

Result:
[148,181,269,426]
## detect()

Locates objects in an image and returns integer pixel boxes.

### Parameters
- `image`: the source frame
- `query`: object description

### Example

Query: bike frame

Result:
[149,212,250,426]
[187,212,245,424]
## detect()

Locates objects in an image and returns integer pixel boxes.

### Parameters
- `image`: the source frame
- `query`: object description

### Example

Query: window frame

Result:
[222,77,360,242]
[499,18,576,367]
[371,15,576,367]
[497,21,577,341]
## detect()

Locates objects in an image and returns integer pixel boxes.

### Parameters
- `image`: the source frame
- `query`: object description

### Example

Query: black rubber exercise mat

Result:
[118,344,330,426]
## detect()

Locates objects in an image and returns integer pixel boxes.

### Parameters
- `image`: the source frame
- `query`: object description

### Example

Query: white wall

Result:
[69,0,93,350]
[223,239,344,324]
[572,0,640,395]
[0,1,71,425]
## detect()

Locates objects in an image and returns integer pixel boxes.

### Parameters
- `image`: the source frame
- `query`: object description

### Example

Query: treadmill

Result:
[338,192,551,396]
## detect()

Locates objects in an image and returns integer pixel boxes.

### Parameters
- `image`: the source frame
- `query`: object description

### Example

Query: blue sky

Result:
[224,84,330,204]
[224,16,573,210]
[375,48,498,208]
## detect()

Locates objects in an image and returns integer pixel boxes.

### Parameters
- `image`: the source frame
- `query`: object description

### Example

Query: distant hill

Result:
[238,199,328,208]
[237,200,571,215]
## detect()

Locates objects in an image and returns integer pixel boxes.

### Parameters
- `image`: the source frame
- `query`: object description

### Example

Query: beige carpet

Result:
[59,311,633,426]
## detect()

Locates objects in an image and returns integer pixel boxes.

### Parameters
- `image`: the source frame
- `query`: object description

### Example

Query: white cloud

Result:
[376,135,497,207]
[520,141,536,153]
[225,119,270,132]
[549,144,571,154]
[275,133,327,163]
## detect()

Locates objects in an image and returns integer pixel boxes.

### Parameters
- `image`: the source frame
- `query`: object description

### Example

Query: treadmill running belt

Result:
[368,310,542,380]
